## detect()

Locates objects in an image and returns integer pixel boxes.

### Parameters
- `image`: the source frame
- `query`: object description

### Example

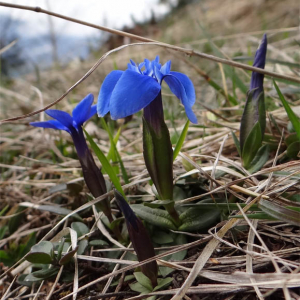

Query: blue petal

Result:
[45,109,74,130]
[168,72,196,106]
[160,60,171,75]
[183,105,198,124]
[154,66,163,84]
[30,120,70,132]
[72,94,94,126]
[97,70,123,117]
[253,34,267,69]
[86,104,97,120]
[109,70,161,119]
[163,72,197,123]
[250,34,267,98]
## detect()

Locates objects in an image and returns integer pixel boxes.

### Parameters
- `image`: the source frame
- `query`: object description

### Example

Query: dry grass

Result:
[0,0,300,299]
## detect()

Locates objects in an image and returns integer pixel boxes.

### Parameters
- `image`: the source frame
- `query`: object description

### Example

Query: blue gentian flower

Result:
[97,56,197,124]
[30,94,112,220]
[240,34,267,159]
[30,94,96,157]
[250,34,267,101]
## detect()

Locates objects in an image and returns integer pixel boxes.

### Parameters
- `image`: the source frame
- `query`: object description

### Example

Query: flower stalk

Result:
[114,189,158,288]
[143,92,180,225]
[30,94,113,221]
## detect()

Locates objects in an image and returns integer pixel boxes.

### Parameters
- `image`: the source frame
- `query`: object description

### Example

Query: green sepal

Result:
[240,90,265,153]
[142,117,173,201]
[131,204,177,230]
[247,144,270,174]
[242,122,262,169]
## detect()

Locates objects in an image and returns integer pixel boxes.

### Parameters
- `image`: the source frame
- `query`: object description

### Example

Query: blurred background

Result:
[0,0,299,119]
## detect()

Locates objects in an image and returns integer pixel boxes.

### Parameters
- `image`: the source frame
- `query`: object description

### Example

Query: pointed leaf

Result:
[153,277,173,291]
[84,129,125,197]
[129,281,152,293]
[274,80,300,139]
[71,222,89,238]
[242,122,262,169]
[31,267,59,279]
[134,272,153,291]
[259,199,300,226]
[247,144,270,174]
[131,204,177,230]
[173,120,190,161]
[101,118,129,183]
[179,208,220,231]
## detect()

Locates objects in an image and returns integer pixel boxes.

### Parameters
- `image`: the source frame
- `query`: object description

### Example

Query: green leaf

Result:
[31,267,59,279]
[129,281,152,294]
[134,272,153,291]
[173,120,189,161]
[153,277,173,291]
[242,122,262,169]
[152,231,174,244]
[131,204,177,230]
[89,239,109,246]
[77,239,88,255]
[259,199,300,226]
[274,80,300,139]
[247,144,270,174]
[231,131,241,157]
[182,202,260,211]
[0,225,8,240]
[269,113,281,135]
[159,234,187,277]
[19,203,82,221]
[84,129,125,198]
[230,213,275,220]
[286,141,300,158]
[26,241,54,264]
[285,133,299,147]
[23,273,43,283]
[8,206,26,234]
[71,222,89,237]
[56,238,65,261]
[179,207,220,231]
[144,200,174,209]
[101,119,129,184]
